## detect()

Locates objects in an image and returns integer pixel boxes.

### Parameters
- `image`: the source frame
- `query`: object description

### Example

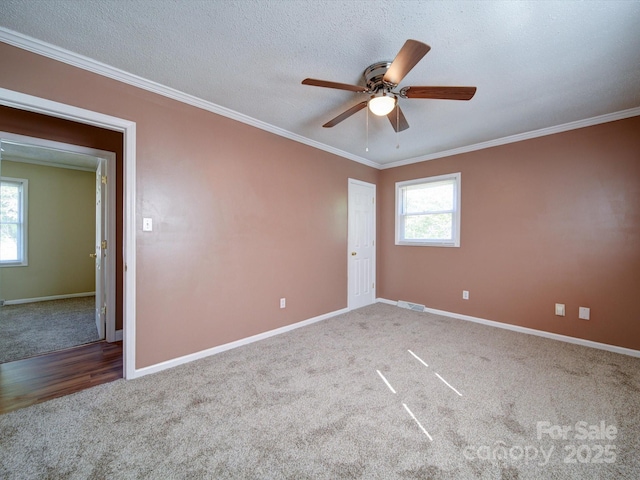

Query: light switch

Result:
[579,307,590,320]
[142,217,153,232]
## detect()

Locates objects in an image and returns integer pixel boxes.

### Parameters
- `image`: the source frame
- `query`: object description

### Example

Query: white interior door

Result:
[94,159,106,339]
[348,179,376,310]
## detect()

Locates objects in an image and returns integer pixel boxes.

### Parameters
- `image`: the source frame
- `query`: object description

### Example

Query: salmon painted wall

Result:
[3,40,638,367]
[379,116,640,350]
[0,43,378,368]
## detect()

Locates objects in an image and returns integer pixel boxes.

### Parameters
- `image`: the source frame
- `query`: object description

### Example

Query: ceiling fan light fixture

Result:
[368,94,396,116]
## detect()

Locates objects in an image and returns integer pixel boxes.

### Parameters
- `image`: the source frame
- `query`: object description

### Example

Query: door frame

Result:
[347,178,376,310]
[0,87,137,379]
[0,132,116,342]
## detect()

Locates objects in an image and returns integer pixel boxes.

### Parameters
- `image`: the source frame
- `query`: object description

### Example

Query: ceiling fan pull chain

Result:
[396,105,400,149]
[366,106,369,152]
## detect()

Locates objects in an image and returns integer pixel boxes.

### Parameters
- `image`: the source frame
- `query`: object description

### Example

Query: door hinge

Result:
[101,240,107,250]
[101,305,107,315]
[372,282,375,289]
[372,197,375,204]
[101,175,108,184]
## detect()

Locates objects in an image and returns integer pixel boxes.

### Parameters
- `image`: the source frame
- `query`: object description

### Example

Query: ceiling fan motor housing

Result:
[364,61,395,93]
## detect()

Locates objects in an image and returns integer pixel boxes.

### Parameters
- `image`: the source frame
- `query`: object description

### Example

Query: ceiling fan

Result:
[302,39,476,132]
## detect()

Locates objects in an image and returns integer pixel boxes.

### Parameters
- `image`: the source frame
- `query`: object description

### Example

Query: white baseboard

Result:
[114,329,123,342]
[376,298,640,358]
[376,298,397,306]
[132,306,350,379]
[3,292,96,305]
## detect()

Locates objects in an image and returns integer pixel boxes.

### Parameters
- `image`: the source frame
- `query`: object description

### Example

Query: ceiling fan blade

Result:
[322,101,368,128]
[302,78,367,92]
[383,39,431,86]
[404,86,477,100]
[387,105,409,132]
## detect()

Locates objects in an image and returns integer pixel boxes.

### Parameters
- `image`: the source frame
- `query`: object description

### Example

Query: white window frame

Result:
[395,172,461,247]
[0,176,29,267]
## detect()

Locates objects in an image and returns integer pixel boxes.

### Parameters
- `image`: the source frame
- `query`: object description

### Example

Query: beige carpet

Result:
[0,303,638,479]
[0,296,99,363]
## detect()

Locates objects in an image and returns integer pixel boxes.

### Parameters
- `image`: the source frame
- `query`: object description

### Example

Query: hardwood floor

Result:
[0,341,123,415]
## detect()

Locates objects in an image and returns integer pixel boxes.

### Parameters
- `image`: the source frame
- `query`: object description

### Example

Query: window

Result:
[1,177,28,266]
[396,172,461,247]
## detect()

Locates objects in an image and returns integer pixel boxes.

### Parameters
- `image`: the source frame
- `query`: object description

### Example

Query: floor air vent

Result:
[397,300,425,312]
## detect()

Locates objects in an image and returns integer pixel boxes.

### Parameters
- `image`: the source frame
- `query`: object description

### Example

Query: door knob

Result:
[351,252,357,256]
[89,253,97,259]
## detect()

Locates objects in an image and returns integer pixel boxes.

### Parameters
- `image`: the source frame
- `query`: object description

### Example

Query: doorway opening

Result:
[0,133,116,363]
[0,87,136,379]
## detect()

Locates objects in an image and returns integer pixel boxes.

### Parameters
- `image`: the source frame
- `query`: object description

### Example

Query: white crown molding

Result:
[2,155,95,172]
[382,107,640,169]
[3,27,638,172]
[0,27,379,169]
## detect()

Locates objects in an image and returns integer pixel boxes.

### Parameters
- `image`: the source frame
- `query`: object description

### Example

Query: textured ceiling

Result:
[1,0,639,167]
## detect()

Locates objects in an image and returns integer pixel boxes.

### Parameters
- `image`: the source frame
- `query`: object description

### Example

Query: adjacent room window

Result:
[0,177,28,266]
[395,172,461,247]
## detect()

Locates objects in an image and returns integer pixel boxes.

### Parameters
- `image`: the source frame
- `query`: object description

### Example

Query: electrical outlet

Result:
[555,303,565,316]
[579,307,590,320]
[280,298,286,309]
[462,290,469,300]
[142,217,153,232]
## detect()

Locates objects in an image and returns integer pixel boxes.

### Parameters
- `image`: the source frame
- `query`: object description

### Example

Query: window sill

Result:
[396,241,459,248]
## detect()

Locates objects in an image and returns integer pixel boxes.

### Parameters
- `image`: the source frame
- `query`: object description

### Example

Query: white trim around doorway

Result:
[0,87,137,379]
